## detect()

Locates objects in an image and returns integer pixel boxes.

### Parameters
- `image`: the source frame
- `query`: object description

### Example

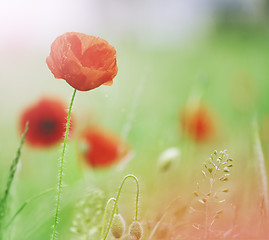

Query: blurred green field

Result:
[1,25,269,239]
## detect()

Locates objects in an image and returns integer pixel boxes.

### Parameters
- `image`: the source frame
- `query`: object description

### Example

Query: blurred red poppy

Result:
[46,32,118,91]
[20,98,71,147]
[181,103,214,141]
[80,126,129,168]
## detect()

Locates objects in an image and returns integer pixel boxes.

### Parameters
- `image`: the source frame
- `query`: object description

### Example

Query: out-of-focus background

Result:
[1,0,269,239]
[1,0,269,122]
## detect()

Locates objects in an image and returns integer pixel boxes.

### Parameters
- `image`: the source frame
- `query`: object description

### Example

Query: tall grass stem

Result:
[148,197,180,240]
[253,119,269,221]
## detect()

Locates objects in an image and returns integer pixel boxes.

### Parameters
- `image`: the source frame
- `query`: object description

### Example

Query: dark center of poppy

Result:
[39,119,56,134]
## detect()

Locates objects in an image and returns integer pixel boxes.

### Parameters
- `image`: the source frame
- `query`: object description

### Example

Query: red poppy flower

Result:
[181,103,214,141]
[20,98,71,147]
[46,32,118,91]
[79,126,129,168]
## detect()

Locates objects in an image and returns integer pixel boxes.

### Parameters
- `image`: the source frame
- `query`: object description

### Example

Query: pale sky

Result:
[0,0,99,51]
[0,0,264,52]
[0,0,214,51]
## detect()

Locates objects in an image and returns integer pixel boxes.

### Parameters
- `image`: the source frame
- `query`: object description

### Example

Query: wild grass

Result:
[0,123,28,238]
[253,119,269,234]
[190,150,233,238]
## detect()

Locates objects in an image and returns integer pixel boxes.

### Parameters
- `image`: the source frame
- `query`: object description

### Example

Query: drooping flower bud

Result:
[129,221,143,240]
[111,214,125,239]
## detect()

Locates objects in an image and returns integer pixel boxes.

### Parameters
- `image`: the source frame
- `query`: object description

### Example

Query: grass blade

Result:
[5,187,57,228]
[253,119,269,224]
[0,122,28,235]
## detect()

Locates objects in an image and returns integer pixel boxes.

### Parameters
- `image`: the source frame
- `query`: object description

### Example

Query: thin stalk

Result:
[204,178,213,239]
[100,198,118,239]
[5,187,57,228]
[102,174,139,240]
[204,152,223,238]
[253,119,269,222]
[51,89,77,240]
[204,166,218,238]
[148,197,180,240]
[0,122,28,233]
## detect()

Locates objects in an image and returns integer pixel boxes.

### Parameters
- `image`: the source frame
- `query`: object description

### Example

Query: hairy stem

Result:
[100,198,118,239]
[51,89,77,240]
[102,174,140,240]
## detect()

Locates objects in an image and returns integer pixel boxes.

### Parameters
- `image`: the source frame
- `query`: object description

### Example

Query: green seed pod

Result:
[129,221,143,240]
[111,214,125,239]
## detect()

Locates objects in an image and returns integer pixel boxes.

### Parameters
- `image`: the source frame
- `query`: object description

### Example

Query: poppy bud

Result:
[157,147,180,172]
[129,221,143,240]
[111,214,125,239]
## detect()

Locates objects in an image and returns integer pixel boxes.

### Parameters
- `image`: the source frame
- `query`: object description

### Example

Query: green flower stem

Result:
[100,198,119,239]
[0,122,28,234]
[102,174,140,240]
[51,89,77,240]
